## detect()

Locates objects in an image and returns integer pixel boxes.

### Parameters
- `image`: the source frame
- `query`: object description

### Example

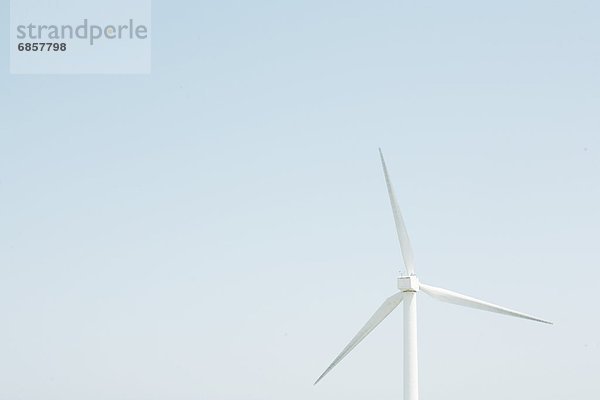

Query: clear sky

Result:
[1,1,599,399]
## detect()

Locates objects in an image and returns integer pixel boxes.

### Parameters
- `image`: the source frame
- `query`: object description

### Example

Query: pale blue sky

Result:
[1,1,599,399]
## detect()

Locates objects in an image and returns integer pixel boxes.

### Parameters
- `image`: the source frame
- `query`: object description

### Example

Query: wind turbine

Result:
[314,149,552,400]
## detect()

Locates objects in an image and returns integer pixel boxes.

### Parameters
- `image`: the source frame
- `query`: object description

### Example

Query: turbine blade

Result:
[379,149,415,275]
[314,291,404,385]
[419,283,552,324]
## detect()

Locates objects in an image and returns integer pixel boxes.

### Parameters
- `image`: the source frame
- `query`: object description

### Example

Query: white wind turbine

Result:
[314,149,552,400]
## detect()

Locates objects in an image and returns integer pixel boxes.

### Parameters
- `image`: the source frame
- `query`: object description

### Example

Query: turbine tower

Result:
[314,150,552,400]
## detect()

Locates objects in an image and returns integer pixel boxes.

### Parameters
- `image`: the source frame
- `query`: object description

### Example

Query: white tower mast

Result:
[403,291,418,400]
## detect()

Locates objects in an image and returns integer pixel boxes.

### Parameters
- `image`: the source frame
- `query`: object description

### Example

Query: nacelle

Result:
[397,275,419,292]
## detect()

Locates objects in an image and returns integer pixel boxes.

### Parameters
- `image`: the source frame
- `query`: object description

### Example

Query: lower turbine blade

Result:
[314,291,404,385]
[419,283,552,325]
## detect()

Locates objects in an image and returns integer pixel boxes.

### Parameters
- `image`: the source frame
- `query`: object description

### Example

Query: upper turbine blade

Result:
[314,291,404,385]
[379,149,415,275]
[419,283,552,324]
